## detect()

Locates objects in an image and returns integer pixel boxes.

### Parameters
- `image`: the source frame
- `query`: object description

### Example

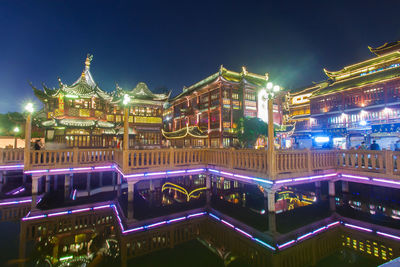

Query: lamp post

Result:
[13,126,19,148]
[264,82,280,178]
[24,103,34,168]
[123,94,131,151]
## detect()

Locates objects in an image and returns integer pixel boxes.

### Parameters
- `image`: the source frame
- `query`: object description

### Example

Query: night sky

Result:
[1,0,400,113]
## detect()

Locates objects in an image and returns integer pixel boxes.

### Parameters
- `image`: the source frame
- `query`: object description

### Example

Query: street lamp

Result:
[13,126,19,148]
[263,82,280,179]
[24,102,34,168]
[264,82,280,153]
[123,94,131,151]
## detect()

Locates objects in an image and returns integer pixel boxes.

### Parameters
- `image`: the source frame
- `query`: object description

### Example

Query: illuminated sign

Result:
[58,94,64,113]
[134,116,162,124]
[292,94,312,105]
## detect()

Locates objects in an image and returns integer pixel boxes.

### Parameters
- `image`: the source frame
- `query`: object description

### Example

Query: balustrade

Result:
[0,148,24,164]
[2,147,400,180]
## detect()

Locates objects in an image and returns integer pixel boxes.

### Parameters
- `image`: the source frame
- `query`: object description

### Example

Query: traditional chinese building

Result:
[32,55,169,148]
[163,66,283,148]
[285,40,400,149]
[112,83,169,148]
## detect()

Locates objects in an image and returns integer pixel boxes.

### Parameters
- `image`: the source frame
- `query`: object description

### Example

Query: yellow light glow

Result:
[273,85,280,92]
[25,103,34,113]
[13,127,19,133]
[266,82,273,90]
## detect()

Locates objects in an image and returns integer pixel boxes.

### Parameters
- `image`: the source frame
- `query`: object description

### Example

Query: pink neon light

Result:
[0,165,23,169]
[167,170,185,174]
[48,211,68,217]
[294,177,310,182]
[344,223,372,232]
[235,227,253,238]
[278,240,295,249]
[94,166,112,169]
[327,221,340,228]
[297,232,313,241]
[234,174,251,179]
[125,173,144,178]
[342,174,369,180]
[25,169,48,174]
[377,231,400,240]
[147,221,167,228]
[22,214,46,221]
[168,217,186,223]
[123,226,144,234]
[93,205,111,210]
[221,219,234,228]
[49,169,70,172]
[372,178,400,185]
[312,226,326,234]
[73,167,91,171]
[147,172,166,176]
[72,208,90,213]
[187,212,206,218]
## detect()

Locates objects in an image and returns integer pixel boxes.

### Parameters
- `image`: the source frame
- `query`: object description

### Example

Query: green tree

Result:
[236,117,268,148]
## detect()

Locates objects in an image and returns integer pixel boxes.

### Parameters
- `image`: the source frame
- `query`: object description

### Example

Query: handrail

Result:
[2,148,400,181]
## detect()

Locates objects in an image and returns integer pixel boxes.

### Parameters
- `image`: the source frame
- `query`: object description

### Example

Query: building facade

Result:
[32,55,168,148]
[163,66,282,148]
[285,40,400,149]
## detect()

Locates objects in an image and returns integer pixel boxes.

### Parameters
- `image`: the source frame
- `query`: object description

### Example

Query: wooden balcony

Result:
[1,148,400,184]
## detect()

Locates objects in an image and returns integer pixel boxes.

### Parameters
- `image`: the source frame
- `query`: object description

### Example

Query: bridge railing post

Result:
[384,149,394,175]
[122,150,129,173]
[307,149,312,172]
[72,148,79,165]
[169,148,174,168]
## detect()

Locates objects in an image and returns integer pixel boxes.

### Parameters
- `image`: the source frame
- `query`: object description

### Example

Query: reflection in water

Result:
[2,172,399,266]
[30,226,119,266]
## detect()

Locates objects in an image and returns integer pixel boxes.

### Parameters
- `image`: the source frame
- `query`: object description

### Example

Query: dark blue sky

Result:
[1,0,400,112]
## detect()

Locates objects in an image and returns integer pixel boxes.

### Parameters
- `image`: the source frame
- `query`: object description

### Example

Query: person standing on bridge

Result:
[370,140,380,150]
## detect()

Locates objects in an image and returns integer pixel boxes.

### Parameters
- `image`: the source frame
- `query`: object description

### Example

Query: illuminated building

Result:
[164,66,283,148]
[32,55,169,148]
[285,40,400,149]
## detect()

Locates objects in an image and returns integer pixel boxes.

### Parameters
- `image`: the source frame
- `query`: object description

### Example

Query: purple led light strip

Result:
[344,223,373,233]
[208,212,276,251]
[0,164,23,169]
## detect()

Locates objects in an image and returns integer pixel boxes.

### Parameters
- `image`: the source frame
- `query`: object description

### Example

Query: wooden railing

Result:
[29,148,114,169]
[0,148,24,164]
[122,149,206,172]
[2,148,400,180]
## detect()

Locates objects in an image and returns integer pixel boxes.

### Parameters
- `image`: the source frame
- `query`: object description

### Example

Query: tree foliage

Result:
[236,117,268,148]
[0,112,25,136]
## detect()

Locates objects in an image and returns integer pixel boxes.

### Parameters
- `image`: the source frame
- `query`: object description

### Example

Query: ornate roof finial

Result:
[219,64,224,74]
[242,66,248,75]
[81,70,86,79]
[265,72,269,81]
[85,54,93,70]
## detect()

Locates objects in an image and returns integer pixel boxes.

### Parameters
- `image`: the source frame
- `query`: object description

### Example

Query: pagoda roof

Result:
[162,125,208,139]
[323,51,400,80]
[172,66,268,101]
[368,41,400,56]
[313,66,400,97]
[32,54,112,101]
[113,82,170,103]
